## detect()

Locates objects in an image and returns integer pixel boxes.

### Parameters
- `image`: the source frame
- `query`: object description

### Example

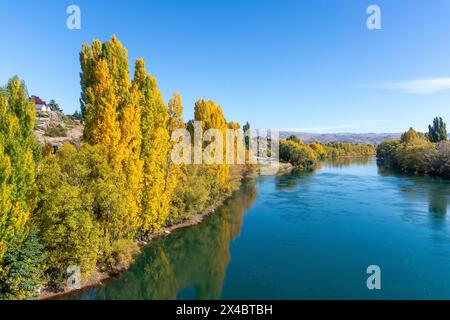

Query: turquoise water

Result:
[71,158,450,299]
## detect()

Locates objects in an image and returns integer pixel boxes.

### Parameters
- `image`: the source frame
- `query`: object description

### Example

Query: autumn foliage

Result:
[0,36,242,299]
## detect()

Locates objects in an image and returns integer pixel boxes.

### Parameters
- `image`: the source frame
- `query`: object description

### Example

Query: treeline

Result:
[279,135,376,169]
[0,36,243,299]
[377,117,450,178]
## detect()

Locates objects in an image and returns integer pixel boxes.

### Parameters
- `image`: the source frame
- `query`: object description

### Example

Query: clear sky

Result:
[1,0,450,133]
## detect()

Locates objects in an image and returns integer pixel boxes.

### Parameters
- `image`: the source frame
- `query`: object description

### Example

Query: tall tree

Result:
[194,99,230,190]
[243,121,250,150]
[0,77,43,299]
[132,58,170,233]
[428,117,448,142]
[166,92,185,186]
[165,92,187,224]
[47,99,62,113]
[0,144,13,260]
[0,77,39,261]
[79,36,142,240]
[167,92,184,137]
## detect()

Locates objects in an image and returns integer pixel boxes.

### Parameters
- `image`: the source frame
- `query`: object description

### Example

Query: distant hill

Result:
[279,132,402,145]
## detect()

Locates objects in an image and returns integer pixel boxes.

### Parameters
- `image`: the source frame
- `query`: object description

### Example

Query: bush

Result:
[376,140,401,162]
[309,142,326,160]
[280,140,318,169]
[0,229,47,300]
[44,125,67,137]
[378,128,450,178]
[394,141,436,174]
[109,239,140,273]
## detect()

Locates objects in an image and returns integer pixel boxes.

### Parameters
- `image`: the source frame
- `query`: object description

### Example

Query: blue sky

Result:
[1,0,450,133]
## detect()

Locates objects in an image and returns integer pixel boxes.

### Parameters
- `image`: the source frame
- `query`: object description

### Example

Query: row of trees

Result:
[377,117,450,178]
[0,36,244,299]
[279,135,376,169]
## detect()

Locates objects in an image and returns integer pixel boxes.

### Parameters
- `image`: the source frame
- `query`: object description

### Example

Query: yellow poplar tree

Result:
[0,78,38,262]
[227,121,243,165]
[132,59,170,232]
[0,144,13,260]
[194,99,230,189]
[0,77,46,300]
[80,36,142,240]
[119,89,143,234]
[166,92,185,187]
[165,92,187,223]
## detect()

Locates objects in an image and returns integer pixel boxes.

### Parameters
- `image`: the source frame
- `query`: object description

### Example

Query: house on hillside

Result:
[31,95,49,114]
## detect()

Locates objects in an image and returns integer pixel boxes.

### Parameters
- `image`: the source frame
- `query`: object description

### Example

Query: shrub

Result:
[378,128,450,178]
[280,140,318,169]
[44,125,67,137]
[376,140,401,162]
[109,239,140,273]
[0,229,47,300]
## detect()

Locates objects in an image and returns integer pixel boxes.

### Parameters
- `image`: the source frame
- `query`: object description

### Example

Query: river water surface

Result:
[71,158,450,299]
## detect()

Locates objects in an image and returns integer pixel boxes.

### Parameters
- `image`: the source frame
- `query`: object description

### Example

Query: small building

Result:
[31,95,49,114]
[36,104,49,113]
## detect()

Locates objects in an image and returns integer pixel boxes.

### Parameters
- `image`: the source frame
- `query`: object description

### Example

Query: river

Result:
[70,158,450,299]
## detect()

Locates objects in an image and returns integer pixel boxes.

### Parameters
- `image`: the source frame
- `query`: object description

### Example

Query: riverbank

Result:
[38,194,233,300]
[37,164,255,300]
[377,138,450,179]
[55,158,450,300]
[38,195,237,300]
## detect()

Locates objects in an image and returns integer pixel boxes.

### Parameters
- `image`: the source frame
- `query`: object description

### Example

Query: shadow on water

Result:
[70,180,258,300]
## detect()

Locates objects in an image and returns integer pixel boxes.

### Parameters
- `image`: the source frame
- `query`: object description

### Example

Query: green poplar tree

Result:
[428,117,448,142]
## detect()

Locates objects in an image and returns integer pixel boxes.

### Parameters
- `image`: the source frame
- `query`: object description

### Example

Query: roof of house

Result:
[31,95,46,106]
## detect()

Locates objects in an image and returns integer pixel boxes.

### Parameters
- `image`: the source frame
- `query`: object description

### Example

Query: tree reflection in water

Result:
[377,162,450,227]
[72,180,257,300]
[324,157,372,168]
[274,157,373,191]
